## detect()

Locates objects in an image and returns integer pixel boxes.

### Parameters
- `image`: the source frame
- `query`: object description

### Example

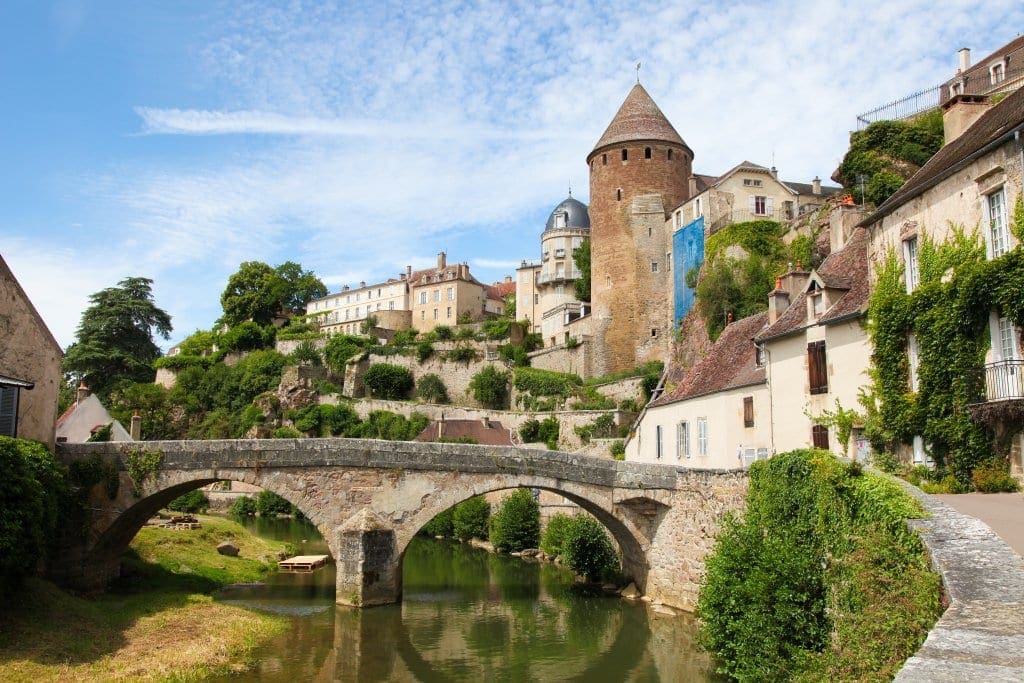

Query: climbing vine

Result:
[807,400,862,453]
[125,447,164,496]
[861,224,1024,485]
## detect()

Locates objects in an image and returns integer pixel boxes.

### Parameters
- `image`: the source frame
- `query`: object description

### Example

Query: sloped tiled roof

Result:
[755,228,870,342]
[589,84,690,157]
[861,86,1024,226]
[692,173,718,193]
[409,264,483,288]
[414,419,513,446]
[784,181,843,197]
[943,36,1024,97]
[486,281,515,300]
[651,311,768,407]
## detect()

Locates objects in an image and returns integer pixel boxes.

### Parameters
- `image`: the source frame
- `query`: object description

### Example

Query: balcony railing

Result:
[969,360,1024,403]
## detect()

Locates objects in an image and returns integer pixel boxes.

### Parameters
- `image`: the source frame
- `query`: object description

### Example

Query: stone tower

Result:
[587,84,693,376]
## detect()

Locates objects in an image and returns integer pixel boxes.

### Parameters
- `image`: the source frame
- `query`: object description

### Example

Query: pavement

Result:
[933,492,1024,558]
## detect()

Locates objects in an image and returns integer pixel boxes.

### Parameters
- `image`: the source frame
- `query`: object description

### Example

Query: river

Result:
[212,516,717,682]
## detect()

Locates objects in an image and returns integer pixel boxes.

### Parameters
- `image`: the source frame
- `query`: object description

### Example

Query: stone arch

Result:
[394,474,652,590]
[77,467,330,591]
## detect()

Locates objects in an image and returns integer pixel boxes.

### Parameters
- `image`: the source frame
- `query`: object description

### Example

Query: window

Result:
[668,149,673,161]
[743,178,763,187]
[676,421,690,458]
[808,340,828,394]
[0,385,21,437]
[743,396,754,428]
[810,291,824,317]
[554,212,566,229]
[622,149,628,161]
[811,424,829,449]
[447,287,454,301]
[752,195,769,215]
[912,435,932,466]
[694,197,703,218]
[555,284,564,295]
[554,248,565,258]
[534,294,539,305]
[616,189,622,201]
[389,301,395,310]
[987,188,1009,258]
[674,210,681,228]
[421,310,425,320]
[997,316,1019,360]
[644,147,652,159]
[433,308,438,319]
[666,252,671,271]
[602,153,607,165]
[655,425,663,459]
[433,290,441,303]
[908,333,920,391]
[447,306,452,318]
[651,328,657,338]
[755,343,766,368]
[991,62,1006,85]
[419,291,427,304]
[697,417,708,455]
[651,261,659,273]
[903,236,920,292]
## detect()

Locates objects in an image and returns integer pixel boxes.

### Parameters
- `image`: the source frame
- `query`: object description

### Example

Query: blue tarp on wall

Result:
[673,216,705,326]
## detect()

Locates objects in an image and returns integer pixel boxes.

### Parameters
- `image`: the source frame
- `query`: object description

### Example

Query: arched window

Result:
[602,154,607,165]
[621,149,628,161]
[616,188,622,201]
[645,147,652,159]
[667,149,673,160]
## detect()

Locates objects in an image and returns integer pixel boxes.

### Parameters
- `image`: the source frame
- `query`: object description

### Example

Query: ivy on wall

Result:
[861,220,1024,485]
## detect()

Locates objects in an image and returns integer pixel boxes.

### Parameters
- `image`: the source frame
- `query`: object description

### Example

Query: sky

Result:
[2,1,1022,351]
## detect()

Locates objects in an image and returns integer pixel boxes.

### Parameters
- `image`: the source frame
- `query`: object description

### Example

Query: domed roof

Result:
[588,83,690,158]
[544,196,590,232]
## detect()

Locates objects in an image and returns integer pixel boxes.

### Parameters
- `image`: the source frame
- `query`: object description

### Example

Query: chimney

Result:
[770,166,778,179]
[360,281,366,288]
[688,175,698,196]
[482,416,491,429]
[130,411,142,441]
[77,381,89,404]
[437,251,446,269]
[504,275,512,284]
[407,265,412,278]
[779,263,810,299]
[942,94,992,144]
[812,176,821,195]
[342,285,349,291]
[958,47,971,72]
[438,412,445,440]
[768,277,790,325]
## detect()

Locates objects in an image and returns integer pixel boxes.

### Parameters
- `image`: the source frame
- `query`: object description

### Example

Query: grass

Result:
[0,514,292,682]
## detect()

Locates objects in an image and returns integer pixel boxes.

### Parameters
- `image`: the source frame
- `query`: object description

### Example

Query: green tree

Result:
[562,515,618,582]
[469,366,510,409]
[62,277,172,398]
[452,496,490,541]
[362,363,414,400]
[490,488,540,552]
[573,239,591,302]
[220,261,327,326]
[274,261,329,315]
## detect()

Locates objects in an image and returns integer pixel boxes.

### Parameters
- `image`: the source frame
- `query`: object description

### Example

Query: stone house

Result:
[943,36,1024,105]
[0,255,62,447]
[410,252,490,332]
[860,86,1024,471]
[307,270,412,336]
[55,383,134,443]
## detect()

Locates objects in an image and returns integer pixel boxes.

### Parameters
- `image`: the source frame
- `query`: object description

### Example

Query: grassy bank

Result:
[0,514,291,682]
[698,450,942,682]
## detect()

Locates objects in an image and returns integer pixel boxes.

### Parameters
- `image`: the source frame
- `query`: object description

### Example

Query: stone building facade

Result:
[307,270,412,335]
[586,84,693,376]
[410,252,489,332]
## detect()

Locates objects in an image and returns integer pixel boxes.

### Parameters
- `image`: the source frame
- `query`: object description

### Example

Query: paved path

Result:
[933,492,1024,558]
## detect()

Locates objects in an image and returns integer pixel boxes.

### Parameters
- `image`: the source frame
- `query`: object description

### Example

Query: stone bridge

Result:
[55,438,747,610]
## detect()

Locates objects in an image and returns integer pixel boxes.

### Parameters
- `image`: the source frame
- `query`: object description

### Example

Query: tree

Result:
[469,366,510,409]
[62,277,172,398]
[220,261,327,327]
[490,488,540,552]
[573,239,591,302]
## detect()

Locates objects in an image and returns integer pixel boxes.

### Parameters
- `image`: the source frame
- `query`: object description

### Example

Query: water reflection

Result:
[213,518,715,682]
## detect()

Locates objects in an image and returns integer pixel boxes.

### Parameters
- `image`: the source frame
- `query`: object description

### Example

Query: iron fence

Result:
[968,360,1024,403]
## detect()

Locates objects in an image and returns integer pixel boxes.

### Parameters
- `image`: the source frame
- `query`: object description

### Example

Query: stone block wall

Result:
[526,341,592,377]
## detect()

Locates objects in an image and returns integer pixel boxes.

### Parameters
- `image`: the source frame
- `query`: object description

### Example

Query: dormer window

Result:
[991,62,1006,85]
[542,251,550,261]
[755,343,766,368]
[554,212,567,229]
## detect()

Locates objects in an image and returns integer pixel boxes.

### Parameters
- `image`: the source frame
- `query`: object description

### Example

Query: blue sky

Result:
[2,1,1022,350]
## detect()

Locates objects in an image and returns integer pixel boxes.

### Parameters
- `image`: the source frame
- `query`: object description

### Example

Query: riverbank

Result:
[0,514,291,682]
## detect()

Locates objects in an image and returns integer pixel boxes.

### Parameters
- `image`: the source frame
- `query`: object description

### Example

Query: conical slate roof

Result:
[589,84,689,157]
[544,196,590,232]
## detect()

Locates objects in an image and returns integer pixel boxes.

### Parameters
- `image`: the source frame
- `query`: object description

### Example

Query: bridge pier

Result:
[335,509,402,607]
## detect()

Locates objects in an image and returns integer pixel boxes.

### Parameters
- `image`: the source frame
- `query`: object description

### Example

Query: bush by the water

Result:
[562,514,618,582]
[697,449,941,681]
[540,512,572,557]
[256,490,294,517]
[230,496,258,517]
[489,488,540,552]
[421,507,454,537]
[0,437,66,595]
[452,496,490,541]
[167,489,209,513]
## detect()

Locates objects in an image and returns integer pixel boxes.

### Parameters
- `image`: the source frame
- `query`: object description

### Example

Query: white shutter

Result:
[766,197,774,216]
[748,196,756,215]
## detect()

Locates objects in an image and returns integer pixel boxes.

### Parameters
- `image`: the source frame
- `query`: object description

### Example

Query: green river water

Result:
[212,516,716,682]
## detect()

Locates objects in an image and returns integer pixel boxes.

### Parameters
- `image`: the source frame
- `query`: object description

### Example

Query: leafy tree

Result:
[178,329,218,356]
[62,277,172,398]
[288,340,323,366]
[469,366,510,409]
[540,512,573,557]
[490,488,540,552]
[562,515,618,582]
[363,363,414,399]
[167,489,208,513]
[220,261,326,327]
[421,508,455,537]
[256,489,294,516]
[324,334,371,373]
[452,496,490,541]
[572,239,591,302]
[230,496,257,517]
[416,373,449,403]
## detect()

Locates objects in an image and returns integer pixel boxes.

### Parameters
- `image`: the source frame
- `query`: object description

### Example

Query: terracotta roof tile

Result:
[414,419,514,446]
[652,311,768,407]
[590,84,690,157]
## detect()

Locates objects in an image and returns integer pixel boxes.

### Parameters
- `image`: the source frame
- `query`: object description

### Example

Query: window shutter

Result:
[766,197,774,215]
[0,386,18,437]
[808,341,828,394]
[812,424,829,449]
[749,196,756,214]
[743,397,754,428]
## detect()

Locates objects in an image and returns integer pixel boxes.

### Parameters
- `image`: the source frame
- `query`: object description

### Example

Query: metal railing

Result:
[969,360,1024,403]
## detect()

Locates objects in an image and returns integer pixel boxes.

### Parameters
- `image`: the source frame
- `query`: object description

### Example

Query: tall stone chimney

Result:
[958,47,971,72]
[688,176,698,196]
[942,94,992,144]
[767,277,790,325]
[130,411,142,441]
[437,252,446,269]
[812,176,821,195]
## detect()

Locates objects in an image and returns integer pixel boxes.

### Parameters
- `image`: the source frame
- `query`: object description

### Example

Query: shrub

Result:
[288,339,322,366]
[230,495,258,517]
[219,321,275,353]
[452,496,490,541]
[498,343,529,367]
[421,507,454,537]
[469,366,510,409]
[610,440,625,460]
[390,329,418,347]
[575,413,618,443]
[565,336,580,349]
[455,326,477,340]
[562,515,618,582]
[482,318,512,339]
[324,334,371,372]
[490,488,540,552]
[167,489,209,513]
[360,314,379,334]
[445,345,478,363]
[416,341,434,362]
[0,437,66,594]
[433,325,453,340]
[972,459,1020,493]
[271,426,303,438]
[363,363,414,400]
[256,490,294,517]
[416,373,449,404]
[513,367,582,397]
[349,410,428,441]
[519,416,560,449]
[540,512,573,557]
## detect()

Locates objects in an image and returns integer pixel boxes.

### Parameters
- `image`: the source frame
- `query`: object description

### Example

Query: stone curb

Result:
[895,481,1024,681]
